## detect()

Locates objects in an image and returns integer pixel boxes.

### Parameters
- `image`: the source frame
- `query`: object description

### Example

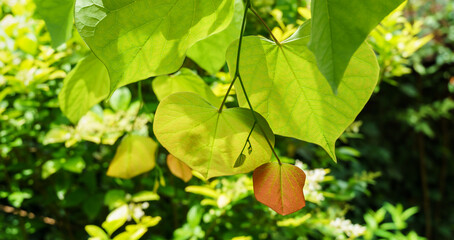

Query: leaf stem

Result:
[249,6,281,46]
[240,121,256,155]
[237,75,282,165]
[218,0,251,113]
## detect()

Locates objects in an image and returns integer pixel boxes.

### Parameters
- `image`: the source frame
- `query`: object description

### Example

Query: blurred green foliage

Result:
[0,0,452,239]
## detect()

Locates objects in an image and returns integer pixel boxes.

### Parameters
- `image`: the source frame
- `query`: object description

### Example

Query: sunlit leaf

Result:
[253,162,306,215]
[131,191,160,202]
[226,23,379,161]
[187,0,244,74]
[85,225,108,239]
[109,87,131,111]
[34,0,74,48]
[153,92,274,178]
[62,157,86,173]
[107,135,157,179]
[152,68,220,106]
[59,54,109,124]
[309,0,403,91]
[75,0,235,93]
[166,154,192,183]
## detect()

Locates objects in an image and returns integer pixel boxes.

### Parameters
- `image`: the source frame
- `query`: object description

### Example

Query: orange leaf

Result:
[253,162,306,215]
[166,154,192,182]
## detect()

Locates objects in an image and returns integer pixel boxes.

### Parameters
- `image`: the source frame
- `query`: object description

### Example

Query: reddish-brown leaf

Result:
[253,162,306,215]
[167,154,192,182]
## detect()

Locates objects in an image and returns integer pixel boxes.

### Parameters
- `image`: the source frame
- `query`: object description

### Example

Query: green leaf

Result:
[59,54,109,124]
[187,0,244,74]
[226,23,379,161]
[140,216,161,227]
[85,225,109,239]
[153,92,274,178]
[34,0,74,48]
[253,162,306,215]
[102,219,125,237]
[62,157,86,173]
[75,0,235,93]
[104,190,126,210]
[131,191,160,202]
[107,135,158,179]
[308,0,403,91]
[41,160,62,179]
[152,68,220,106]
[109,87,131,111]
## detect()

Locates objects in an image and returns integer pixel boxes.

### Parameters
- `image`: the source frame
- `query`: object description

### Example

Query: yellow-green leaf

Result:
[107,135,157,179]
[226,23,379,161]
[75,0,235,94]
[153,92,274,178]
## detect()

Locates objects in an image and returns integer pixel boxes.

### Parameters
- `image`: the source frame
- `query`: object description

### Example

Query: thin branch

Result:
[237,75,282,165]
[249,6,281,46]
[218,0,251,112]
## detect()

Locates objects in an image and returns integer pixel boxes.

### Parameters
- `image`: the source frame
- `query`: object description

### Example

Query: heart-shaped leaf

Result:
[107,135,157,179]
[309,0,404,91]
[226,22,379,161]
[59,54,109,124]
[253,162,306,215]
[35,0,74,48]
[153,92,274,179]
[75,0,235,93]
[166,154,192,183]
[187,0,244,74]
[152,68,221,106]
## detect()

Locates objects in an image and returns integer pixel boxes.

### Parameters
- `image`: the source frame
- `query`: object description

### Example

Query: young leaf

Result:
[75,0,235,94]
[107,135,157,179]
[308,0,404,92]
[152,68,221,106]
[166,154,192,183]
[253,162,306,215]
[226,23,379,161]
[187,0,244,74]
[34,0,74,48]
[153,92,274,179]
[233,154,246,168]
[59,54,109,124]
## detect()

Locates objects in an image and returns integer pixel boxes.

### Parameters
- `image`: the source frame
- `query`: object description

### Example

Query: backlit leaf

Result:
[75,0,235,93]
[187,0,244,74]
[226,23,379,161]
[166,154,192,183]
[59,54,109,124]
[34,0,74,48]
[109,87,131,111]
[153,92,274,178]
[107,135,157,179]
[309,0,404,91]
[152,68,220,106]
[253,162,306,215]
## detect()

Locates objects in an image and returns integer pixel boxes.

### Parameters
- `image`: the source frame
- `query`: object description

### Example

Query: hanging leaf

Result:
[166,154,192,183]
[233,154,246,168]
[59,54,110,124]
[74,0,235,94]
[153,92,274,179]
[308,0,404,92]
[226,22,379,161]
[187,0,244,74]
[107,135,157,179]
[253,162,306,215]
[152,68,221,106]
[34,0,74,48]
